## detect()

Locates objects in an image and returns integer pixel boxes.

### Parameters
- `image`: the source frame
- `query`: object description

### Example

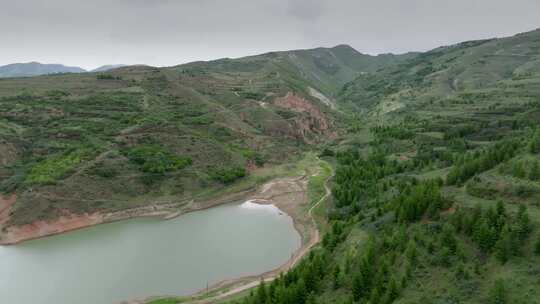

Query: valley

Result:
[1,28,540,304]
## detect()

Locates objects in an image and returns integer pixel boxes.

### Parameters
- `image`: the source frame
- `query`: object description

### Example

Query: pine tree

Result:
[529,129,540,154]
[474,220,495,253]
[306,293,317,304]
[405,240,417,265]
[535,234,540,255]
[439,246,451,267]
[508,229,521,257]
[332,265,341,290]
[256,279,267,304]
[384,276,399,304]
[369,287,381,304]
[488,279,507,304]
[352,272,365,301]
[441,223,457,253]
[295,278,307,304]
[494,227,511,264]
[512,161,525,178]
[496,200,506,217]
[529,160,540,180]
[516,205,531,240]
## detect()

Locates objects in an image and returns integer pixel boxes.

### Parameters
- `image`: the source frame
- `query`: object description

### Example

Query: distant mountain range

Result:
[0,62,127,78]
[90,64,127,73]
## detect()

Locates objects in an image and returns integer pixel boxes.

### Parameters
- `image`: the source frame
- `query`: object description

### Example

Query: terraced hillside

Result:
[200,29,540,304]
[0,45,413,229]
[340,28,540,118]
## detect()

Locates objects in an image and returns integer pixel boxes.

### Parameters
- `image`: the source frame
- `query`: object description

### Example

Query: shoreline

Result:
[0,159,332,304]
[138,163,332,304]
[0,187,257,246]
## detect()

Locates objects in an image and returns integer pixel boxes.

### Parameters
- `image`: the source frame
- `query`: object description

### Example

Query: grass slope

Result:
[0,45,412,226]
[211,28,540,304]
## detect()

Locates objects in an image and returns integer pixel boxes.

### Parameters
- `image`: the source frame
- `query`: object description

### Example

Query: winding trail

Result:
[187,159,334,304]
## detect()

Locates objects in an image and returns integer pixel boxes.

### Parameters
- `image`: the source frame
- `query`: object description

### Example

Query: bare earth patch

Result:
[0,194,17,227]
[0,212,104,244]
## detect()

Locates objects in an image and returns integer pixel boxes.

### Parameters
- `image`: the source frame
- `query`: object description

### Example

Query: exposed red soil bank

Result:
[0,194,105,245]
[0,212,104,245]
[0,188,253,245]
[273,92,337,143]
[0,194,16,224]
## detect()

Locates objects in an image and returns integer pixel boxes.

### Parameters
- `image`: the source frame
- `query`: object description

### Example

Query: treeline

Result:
[333,150,404,210]
[413,146,455,169]
[392,179,445,223]
[443,123,479,140]
[225,132,539,304]
[348,236,404,304]
[450,202,532,263]
[231,222,349,304]
[446,140,520,185]
[529,128,540,154]
[498,158,540,181]
[371,125,415,140]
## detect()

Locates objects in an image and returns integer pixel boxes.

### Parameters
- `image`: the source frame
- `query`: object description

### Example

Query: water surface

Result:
[0,201,301,304]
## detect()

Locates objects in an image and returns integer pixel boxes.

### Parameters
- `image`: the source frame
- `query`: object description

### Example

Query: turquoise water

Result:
[0,201,301,304]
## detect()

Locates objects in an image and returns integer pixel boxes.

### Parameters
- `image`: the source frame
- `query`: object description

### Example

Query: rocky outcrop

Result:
[273,92,337,143]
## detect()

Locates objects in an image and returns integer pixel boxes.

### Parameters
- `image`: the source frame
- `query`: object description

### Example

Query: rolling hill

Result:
[0,62,86,78]
[90,64,127,72]
[0,62,128,78]
[0,45,413,227]
[3,28,540,304]
[239,28,540,304]
[339,28,540,118]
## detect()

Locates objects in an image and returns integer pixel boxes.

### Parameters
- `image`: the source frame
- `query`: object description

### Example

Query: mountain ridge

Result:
[0,62,128,78]
[0,62,86,78]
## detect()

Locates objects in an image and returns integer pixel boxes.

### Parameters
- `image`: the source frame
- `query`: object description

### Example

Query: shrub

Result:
[125,145,191,174]
[210,166,246,184]
[25,150,88,184]
[488,279,507,304]
[89,166,118,178]
[96,74,120,80]
[319,148,335,157]
[535,234,540,255]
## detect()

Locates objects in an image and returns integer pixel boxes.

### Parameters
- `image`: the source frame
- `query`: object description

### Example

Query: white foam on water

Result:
[240,200,283,215]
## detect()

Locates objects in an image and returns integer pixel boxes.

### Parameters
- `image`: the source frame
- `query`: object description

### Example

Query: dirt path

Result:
[183,159,334,304]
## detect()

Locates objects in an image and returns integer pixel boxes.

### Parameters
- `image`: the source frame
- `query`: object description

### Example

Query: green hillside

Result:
[207,29,540,304]
[340,28,540,117]
[0,46,412,226]
[3,28,540,304]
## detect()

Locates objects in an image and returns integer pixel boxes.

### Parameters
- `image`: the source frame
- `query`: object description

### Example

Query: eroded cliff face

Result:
[273,92,337,144]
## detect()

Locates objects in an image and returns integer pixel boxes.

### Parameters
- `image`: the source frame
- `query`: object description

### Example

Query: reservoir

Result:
[0,201,301,304]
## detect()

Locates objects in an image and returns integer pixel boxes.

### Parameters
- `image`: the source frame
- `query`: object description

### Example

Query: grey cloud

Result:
[1,0,539,70]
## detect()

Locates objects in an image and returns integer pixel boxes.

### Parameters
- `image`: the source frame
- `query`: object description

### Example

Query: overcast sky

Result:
[1,0,539,70]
